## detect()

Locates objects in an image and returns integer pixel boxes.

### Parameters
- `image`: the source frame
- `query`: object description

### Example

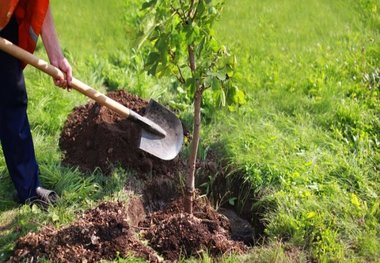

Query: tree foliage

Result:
[138,0,245,109]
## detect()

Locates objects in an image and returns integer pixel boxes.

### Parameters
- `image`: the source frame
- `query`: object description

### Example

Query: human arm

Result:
[41,6,72,89]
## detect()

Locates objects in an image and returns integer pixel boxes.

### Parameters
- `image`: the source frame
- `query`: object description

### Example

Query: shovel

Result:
[0,37,183,161]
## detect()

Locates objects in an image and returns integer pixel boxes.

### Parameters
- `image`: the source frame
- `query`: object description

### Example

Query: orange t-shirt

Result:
[0,0,19,30]
[0,0,49,55]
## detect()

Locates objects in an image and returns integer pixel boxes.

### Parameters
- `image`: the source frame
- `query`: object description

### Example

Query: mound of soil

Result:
[10,198,247,262]
[141,197,248,261]
[10,201,159,263]
[59,90,183,175]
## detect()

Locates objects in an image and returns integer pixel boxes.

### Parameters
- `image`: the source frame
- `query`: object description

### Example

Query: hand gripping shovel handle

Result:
[0,37,166,137]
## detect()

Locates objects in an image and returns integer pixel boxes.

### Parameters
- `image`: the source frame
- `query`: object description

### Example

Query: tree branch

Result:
[176,65,186,83]
[171,4,187,22]
[184,86,203,214]
[169,50,186,84]
[188,45,196,72]
[188,0,196,19]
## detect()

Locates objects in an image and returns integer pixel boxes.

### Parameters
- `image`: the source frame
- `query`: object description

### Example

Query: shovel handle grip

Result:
[0,37,131,119]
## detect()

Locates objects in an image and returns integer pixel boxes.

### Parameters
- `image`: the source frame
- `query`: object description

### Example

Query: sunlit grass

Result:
[211,0,380,261]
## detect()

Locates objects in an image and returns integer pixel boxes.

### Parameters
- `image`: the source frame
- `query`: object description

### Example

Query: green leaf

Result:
[147,61,158,76]
[306,211,317,219]
[234,87,246,105]
[208,6,217,15]
[156,33,169,52]
[370,200,379,216]
[203,75,213,88]
[351,193,361,209]
[209,38,220,52]
[51,212,60,222]
[207,70,227,81]
[141,0,157,10]
[211,77,221,90]
[220,88,226,106]
[196,0,206,17]
[31,204,40,213]
[228,197,237,206]
[216,71,226,81]
[226,86,246,106]
[146,52,160,67]
[197,36,207,57]
[185,77,196,97]
[155,34,169,66]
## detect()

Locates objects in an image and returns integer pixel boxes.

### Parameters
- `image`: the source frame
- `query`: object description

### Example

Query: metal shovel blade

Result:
[139,100,183,160]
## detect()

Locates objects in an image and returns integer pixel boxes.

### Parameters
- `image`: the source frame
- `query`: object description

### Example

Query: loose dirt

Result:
[10,201,159,263]
[11,198,247,262]
[59,90,182,175]
[141,197,248,261]
[10,90,252,262]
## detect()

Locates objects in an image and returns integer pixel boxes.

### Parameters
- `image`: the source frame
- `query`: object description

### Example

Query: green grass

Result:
[209,0,380,261]
[0,0,379,262]
[51,0,128,58]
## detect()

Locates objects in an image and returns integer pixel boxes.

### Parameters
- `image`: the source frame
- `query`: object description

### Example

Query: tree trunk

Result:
[184,88,202,214]
[184,44,201,214]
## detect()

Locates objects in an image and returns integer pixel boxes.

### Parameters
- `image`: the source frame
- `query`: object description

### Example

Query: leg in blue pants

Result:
[0,16,40,203]
[0,107,40,203]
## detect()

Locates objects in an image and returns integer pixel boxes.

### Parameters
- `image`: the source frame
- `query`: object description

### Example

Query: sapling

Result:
[139,0,245,213]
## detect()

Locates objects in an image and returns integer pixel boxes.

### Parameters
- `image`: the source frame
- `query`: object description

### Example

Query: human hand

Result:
[51,57,72,90]
[41,6,72,91]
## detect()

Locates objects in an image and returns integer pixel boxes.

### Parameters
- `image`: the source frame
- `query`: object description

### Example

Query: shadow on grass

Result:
[196,141,274,245]
[0,175,19,213]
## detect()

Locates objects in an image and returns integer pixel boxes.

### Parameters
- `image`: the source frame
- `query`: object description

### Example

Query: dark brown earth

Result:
[59,90,183,175]
[10,198,248,262]
[10,90,253,262]
[10,202,160,263]
[141,197,248,261]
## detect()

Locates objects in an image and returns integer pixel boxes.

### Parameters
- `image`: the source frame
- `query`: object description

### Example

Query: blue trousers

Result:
[0,16,40,203]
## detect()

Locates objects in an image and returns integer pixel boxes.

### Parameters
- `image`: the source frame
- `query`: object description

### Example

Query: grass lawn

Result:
[211,0,380,261]
[1,0,379,262]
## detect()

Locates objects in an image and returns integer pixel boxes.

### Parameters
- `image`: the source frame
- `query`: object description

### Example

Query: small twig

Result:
[170,5,186,22]
[188,45,196,72]
[200,218,216,224]
[199,83,206,93]
[191,0,200,20]
[169,50,186,84]
[131,225,150,230]
[177,64,186,84]
[188,0,196,19]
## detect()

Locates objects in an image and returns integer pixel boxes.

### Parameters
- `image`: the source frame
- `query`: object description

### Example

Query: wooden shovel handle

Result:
[0,36,131,118]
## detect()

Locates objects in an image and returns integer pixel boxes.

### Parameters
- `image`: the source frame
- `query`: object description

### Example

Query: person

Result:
[0,0,72,204]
